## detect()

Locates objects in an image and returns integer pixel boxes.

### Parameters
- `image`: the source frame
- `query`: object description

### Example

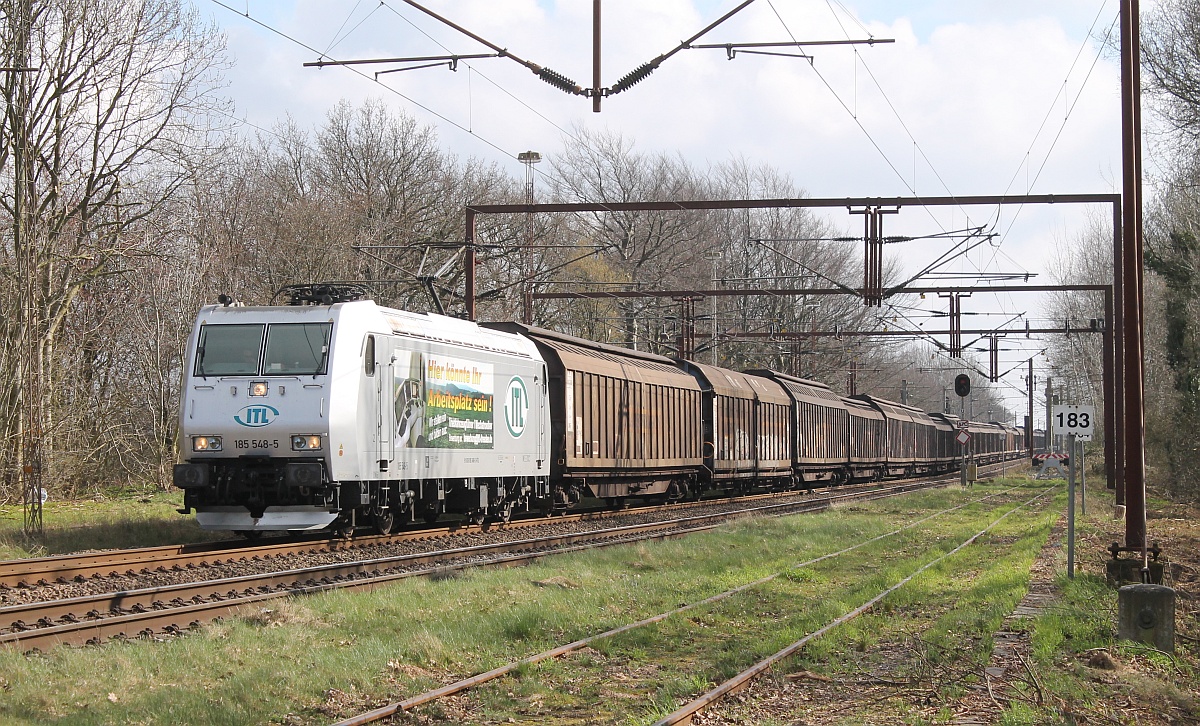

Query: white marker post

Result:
[1054,405,1094,580]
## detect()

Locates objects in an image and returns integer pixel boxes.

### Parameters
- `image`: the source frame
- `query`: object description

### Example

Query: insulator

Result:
[609,60,660,95]
[537,67,582,95]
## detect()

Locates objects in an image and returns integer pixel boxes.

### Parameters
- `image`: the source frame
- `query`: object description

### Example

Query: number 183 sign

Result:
[1053,405,1095,441]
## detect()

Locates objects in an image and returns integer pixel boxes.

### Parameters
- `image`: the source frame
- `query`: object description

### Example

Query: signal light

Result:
[954,373,971,397]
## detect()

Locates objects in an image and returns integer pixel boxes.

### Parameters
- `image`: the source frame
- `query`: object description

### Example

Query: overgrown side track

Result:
[651,485,1057,726]
[329,470,1028,726]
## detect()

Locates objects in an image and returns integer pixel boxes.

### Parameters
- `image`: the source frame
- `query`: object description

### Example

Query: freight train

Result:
[173,286,1026,535]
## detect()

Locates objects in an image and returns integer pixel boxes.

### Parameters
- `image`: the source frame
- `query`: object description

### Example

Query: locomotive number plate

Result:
[234,439,280,450]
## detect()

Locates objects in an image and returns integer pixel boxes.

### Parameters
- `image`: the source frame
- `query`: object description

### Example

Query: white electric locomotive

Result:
[173,285,550,535]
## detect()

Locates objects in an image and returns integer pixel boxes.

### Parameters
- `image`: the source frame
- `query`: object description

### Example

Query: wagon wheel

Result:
[422,502,442,525]
[372,509,396,535]
[498,501,514,524]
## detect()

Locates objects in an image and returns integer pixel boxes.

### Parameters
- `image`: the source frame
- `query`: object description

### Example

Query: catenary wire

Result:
[322,0,373,58]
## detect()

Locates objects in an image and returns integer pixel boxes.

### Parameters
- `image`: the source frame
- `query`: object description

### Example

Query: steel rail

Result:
[330,468,1020,726]
[652,484,1058,725]
[0,478,950,652]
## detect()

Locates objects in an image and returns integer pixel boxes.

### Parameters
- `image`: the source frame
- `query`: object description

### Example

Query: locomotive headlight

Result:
[192,435,223,452]
[291,435,322,451]
[249,381,269,397]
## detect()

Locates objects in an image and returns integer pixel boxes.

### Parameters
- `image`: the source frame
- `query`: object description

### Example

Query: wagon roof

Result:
[680,361,790,404]
[485,322,700,389]
[743,369,848,409]
[927,412,957,432]
[851,394,937,425]
[841,396,885,420]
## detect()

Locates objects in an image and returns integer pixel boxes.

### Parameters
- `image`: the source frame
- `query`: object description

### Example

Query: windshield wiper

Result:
[313,345,328,379]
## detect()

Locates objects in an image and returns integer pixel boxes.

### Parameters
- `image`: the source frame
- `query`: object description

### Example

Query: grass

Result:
[0,488,225,560]
[0,479,1060,725]
[1013,569,1199,723]
[9,478,1192,725]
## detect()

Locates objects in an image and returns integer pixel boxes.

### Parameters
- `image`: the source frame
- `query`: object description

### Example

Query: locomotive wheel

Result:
[372,510,396,535]
[498,501,513,523]
[334,519,355,539]
[422,503,441,525]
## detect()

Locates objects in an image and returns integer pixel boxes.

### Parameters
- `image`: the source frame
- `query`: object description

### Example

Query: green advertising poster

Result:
[422,355,494,449]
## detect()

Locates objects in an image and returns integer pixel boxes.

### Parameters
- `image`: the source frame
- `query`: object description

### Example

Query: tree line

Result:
[0,0,1013,502]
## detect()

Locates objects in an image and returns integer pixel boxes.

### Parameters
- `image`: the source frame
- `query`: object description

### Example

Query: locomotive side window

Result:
[364,335,376,376]
[195,324,265,376]
[263,323,333,375]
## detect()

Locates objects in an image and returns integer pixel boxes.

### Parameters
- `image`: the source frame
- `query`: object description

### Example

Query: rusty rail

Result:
[329,467,1017,725]
[652,485,1057,725]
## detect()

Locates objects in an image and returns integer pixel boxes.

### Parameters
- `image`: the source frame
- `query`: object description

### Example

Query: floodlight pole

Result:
[592,0,602,113]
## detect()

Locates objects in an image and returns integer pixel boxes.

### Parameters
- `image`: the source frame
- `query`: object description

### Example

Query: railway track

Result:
[0,492,802,591]
[0,475,950,591]
[0,476,948,652]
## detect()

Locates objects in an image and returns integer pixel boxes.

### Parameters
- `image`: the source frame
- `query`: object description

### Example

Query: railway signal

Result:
[954,373,971,397]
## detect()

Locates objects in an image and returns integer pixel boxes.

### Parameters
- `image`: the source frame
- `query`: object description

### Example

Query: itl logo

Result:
[505,377,529,437]
[235,405,279,427]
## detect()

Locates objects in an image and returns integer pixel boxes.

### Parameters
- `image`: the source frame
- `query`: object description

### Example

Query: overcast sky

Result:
[199,0,1130,414]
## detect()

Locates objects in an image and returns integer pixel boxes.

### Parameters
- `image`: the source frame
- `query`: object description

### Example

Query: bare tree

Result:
[200,102,521,315]
[1041,214,1111,411]
[1144,0,1200,152]
[704,157,870,379]
[546,127,710,347]
[0,0,229,500]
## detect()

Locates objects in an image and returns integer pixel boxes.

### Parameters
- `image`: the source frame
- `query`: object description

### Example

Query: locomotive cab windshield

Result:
[195,322,331,377]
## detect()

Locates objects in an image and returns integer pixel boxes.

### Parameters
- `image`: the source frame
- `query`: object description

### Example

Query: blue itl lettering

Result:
[235,404,278,427]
